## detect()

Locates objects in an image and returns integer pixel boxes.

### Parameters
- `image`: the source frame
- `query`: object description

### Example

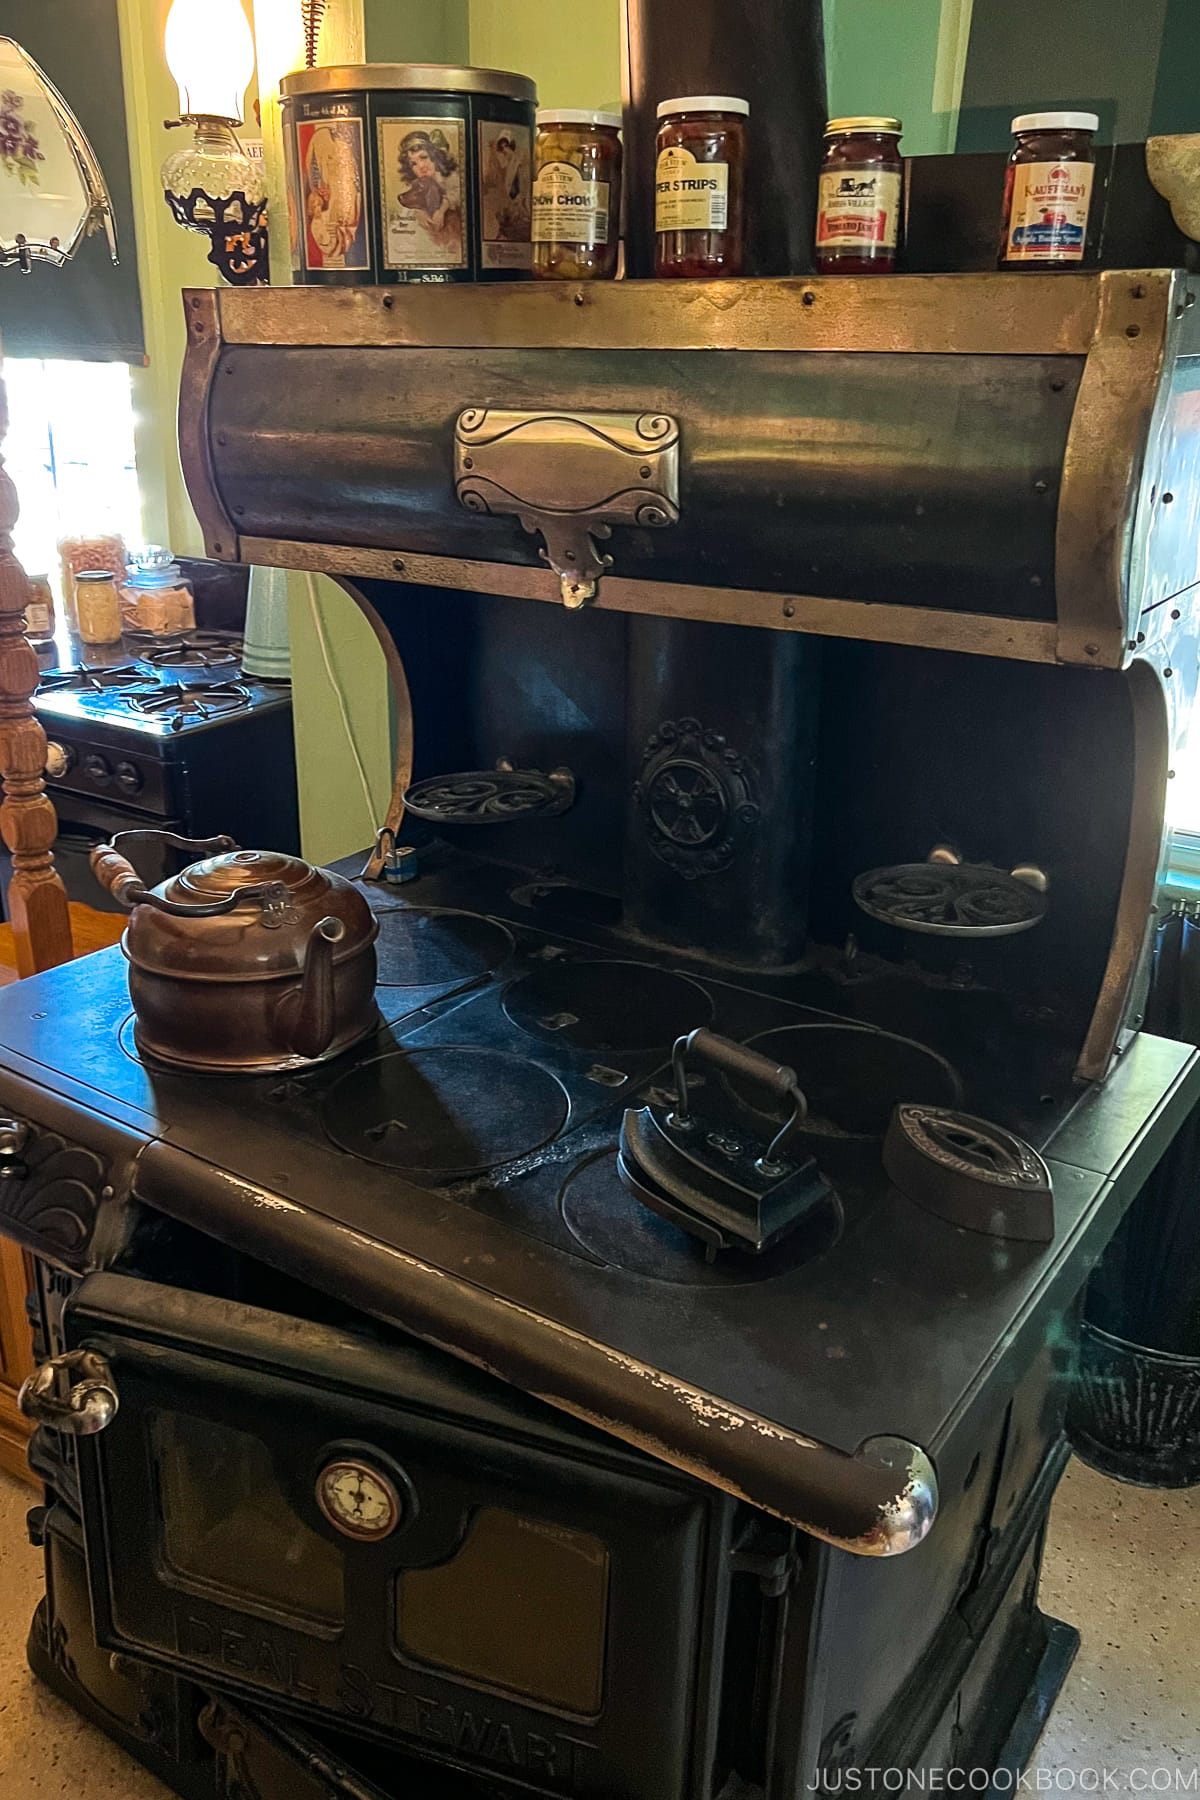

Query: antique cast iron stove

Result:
[1,265,1199,1800]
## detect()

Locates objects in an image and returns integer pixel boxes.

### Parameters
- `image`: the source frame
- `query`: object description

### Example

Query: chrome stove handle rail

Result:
[18,1349,118,1435]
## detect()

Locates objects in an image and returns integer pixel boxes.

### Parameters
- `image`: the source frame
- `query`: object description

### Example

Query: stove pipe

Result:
[621,0,829,277]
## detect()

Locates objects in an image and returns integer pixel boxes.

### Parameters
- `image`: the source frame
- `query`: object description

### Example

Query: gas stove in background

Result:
[19,631,300,912]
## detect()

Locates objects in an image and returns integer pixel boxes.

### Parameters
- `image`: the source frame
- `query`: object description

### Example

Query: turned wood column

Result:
[0,350,72,977]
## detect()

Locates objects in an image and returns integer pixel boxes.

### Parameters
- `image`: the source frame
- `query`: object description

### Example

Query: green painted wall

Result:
[366,0,468,61]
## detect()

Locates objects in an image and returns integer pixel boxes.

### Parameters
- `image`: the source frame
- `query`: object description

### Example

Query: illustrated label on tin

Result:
[378,117,467,270]
[479,120,533,268]
[296,113,370,272]
[1005,160,1093,262]
[533,162,610,244]
[816,168,901,249]
[655,146,729,232]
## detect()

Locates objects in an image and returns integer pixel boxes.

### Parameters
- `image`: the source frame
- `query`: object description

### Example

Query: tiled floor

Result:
[0,1458,1195,1797]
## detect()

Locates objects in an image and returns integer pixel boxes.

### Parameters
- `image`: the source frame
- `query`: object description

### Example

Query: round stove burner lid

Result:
[560,1149,841,1286]
[852,862,1046,937]
[372,907,514,988]
[730,1022,961,1138]
[503,960,714,1053]
[323,1045,569,1178]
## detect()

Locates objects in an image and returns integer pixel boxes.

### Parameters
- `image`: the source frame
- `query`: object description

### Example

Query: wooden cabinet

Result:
[0,1238,32,1482]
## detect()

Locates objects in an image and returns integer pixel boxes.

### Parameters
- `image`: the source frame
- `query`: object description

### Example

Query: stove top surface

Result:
[1,853,1196,1539]
[36,634,290,738]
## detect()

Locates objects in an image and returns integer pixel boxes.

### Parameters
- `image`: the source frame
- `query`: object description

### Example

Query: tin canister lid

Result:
[657,95,750,118]
[536,108,622,130]
[281,63,537,104]
[824,116,903,135]
[1011,111,1099,133]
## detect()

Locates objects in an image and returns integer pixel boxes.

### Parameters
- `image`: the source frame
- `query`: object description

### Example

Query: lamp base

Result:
[163,187,269,285]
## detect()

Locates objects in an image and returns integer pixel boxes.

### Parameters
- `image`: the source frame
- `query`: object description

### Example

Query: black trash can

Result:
[1067,1095,1200,1486]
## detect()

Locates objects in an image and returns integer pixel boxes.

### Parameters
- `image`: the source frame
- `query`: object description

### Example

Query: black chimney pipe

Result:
[621,0,829,277]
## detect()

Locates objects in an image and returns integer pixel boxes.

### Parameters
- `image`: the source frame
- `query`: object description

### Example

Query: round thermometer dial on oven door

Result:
[316,1458,403,1541]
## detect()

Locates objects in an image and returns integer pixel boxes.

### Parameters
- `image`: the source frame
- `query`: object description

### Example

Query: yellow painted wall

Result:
[469,1,620,108]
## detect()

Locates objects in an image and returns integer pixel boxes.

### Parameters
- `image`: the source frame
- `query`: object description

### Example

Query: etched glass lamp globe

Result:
[159,0,268,284]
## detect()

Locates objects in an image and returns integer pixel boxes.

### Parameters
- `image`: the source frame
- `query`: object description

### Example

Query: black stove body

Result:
[3,267,1200,1800]
[24,632,300,907]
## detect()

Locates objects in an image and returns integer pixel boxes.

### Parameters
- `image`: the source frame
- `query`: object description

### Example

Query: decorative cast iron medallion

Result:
[634,718,760,879]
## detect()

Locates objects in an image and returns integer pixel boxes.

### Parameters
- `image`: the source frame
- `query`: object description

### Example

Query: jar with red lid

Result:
[1000,111,1098,266]
[815,117,903,273]
[654,95,748,278]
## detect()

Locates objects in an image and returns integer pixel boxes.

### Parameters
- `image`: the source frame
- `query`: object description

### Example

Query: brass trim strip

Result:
[209,272,1109,356]
[239,536,1061,665]
[177,291,238,560]
[1056,271,1177,667]
[1076,659,1170,1082]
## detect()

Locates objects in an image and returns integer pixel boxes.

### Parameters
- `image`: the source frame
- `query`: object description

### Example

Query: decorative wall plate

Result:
[0,37,117,270]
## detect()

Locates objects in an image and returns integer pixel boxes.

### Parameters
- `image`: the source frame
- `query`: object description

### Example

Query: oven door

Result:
[64,1273,735,1800]
[0,789,185,914]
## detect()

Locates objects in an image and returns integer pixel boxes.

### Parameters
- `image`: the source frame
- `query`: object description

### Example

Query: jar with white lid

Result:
[533,108,623,280]
[1001,110,1099,266]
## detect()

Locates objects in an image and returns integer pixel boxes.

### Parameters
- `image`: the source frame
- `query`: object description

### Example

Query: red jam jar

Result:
[815,117,903,273]
[1000,110,1098,266]
[654,95,749,278]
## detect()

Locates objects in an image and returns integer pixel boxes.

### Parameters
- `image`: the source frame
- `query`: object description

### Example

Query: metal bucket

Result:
[1067,1318,1200,1488]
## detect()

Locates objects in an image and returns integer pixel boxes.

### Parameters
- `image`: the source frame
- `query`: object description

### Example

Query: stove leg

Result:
[0,361,72,975]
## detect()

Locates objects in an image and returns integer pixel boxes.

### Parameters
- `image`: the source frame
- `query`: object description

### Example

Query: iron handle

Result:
[670,1028,809,1171]
[90,831,291,919]
[18,1350,118,1436]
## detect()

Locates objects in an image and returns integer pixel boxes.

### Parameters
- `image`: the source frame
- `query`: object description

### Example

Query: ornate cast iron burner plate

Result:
[634,718,760,880]
[852,862,1047,938]
[403,764,575,825]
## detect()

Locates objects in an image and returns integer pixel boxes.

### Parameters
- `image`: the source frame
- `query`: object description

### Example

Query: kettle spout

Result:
[285,916,345,1062]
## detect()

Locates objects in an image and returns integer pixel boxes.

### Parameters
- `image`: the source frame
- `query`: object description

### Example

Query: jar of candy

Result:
[24,573,56,646]
[533,110,623,280]
[1001,111,1098,266]
[654,96,749,278]
[75,571,123,646]
[120,548,196,635]
[815,117,904,273]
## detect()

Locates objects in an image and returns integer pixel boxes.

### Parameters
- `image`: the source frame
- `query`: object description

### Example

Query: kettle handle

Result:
[89,832,286,919]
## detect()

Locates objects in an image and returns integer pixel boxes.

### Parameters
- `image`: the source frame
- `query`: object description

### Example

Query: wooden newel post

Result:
[0,353,73,977]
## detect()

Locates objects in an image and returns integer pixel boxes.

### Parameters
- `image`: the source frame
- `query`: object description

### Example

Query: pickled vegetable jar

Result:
[654,95,748,278]
[533,109,623,279]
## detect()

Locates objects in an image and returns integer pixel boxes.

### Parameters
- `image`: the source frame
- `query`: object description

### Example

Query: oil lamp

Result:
[160,0,268,285]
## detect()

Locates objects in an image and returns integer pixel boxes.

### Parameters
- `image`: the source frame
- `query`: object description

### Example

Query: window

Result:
[4,358,142,595]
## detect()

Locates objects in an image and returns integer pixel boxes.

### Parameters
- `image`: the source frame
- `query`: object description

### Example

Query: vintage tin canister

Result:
[281,63,537,284]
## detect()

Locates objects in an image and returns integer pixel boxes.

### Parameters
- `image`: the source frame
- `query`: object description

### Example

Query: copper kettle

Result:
[90,832,379,1074]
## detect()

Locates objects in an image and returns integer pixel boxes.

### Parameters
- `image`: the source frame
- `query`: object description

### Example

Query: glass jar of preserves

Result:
[75,570,123,646]
[815,118,903,274]
[533,109,623,280]
[24,573,56,646]
[655,95,748,279]
[1001,111,1098,266]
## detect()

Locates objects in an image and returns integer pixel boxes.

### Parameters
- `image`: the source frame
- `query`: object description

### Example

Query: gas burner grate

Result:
[128,681,253,731]
[143,632,243,673]
[38,665,145,694]
[852,862,1047,938]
